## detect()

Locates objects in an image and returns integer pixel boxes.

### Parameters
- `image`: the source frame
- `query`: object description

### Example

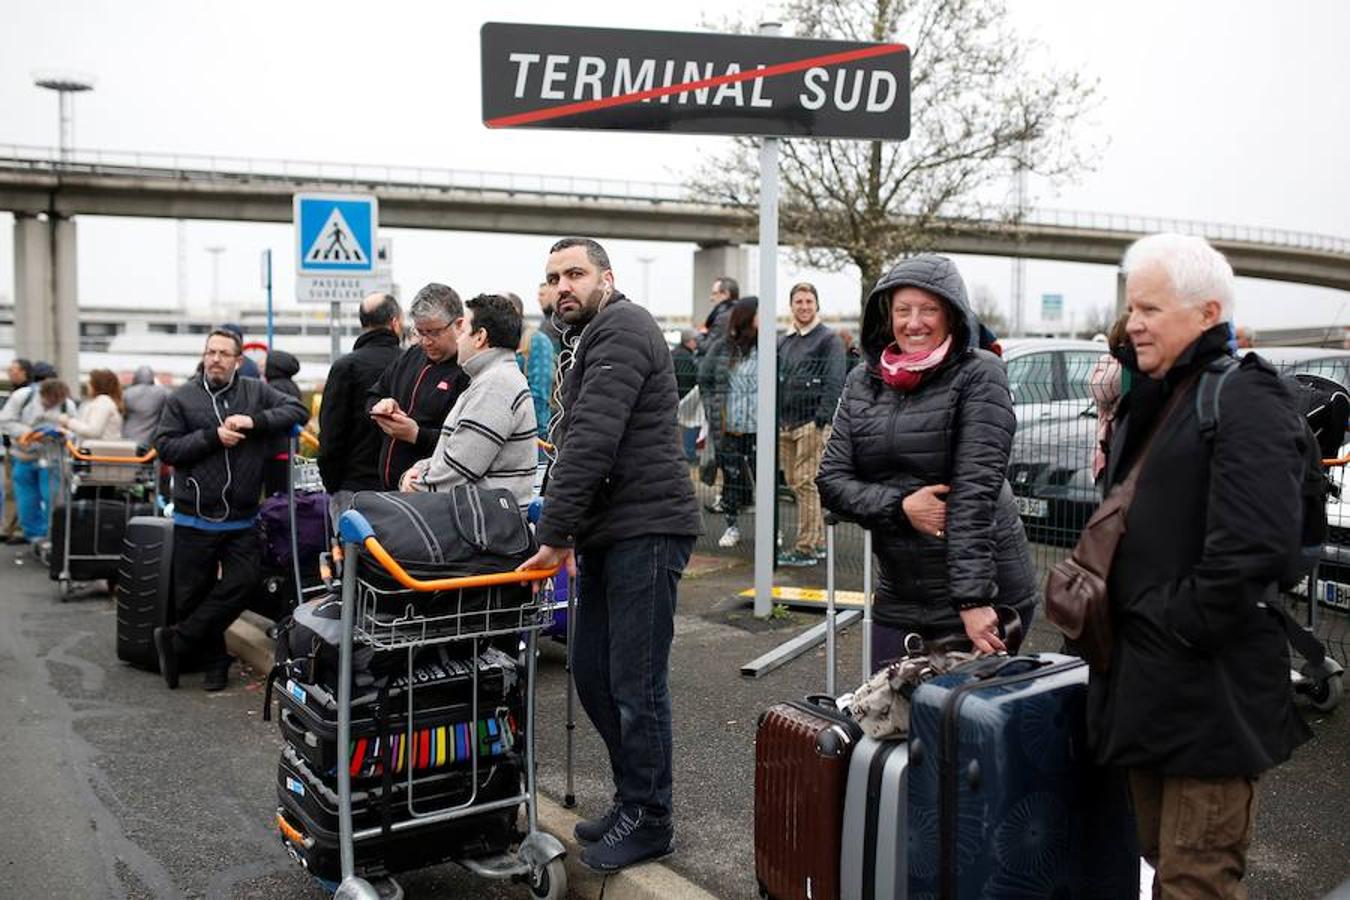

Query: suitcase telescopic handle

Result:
[67,440,158,464]
[337,509,559,592]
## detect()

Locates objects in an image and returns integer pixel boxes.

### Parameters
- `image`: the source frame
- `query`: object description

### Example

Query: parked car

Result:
[1007,407,1100,546]
[1002,338,1109,426]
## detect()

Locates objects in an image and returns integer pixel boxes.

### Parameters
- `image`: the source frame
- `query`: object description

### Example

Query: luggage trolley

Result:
[52,437,158,601]
[1288,451,1350,711]
[309,509,567,900]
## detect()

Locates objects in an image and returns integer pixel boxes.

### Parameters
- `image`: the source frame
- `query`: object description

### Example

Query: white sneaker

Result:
[718,526,741,548]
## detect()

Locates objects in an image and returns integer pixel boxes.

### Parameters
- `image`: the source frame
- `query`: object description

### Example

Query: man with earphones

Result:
[152,329,308,691]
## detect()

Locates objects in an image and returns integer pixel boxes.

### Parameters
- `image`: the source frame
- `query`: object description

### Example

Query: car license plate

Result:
[1322,580,1350,611]
[1014,496,1047,519]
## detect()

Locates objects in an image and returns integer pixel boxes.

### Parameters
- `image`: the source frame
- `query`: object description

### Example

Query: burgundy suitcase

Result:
[754,695,862,900]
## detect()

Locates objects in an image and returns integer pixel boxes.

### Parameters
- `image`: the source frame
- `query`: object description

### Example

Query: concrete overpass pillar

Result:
[1115,267,1127,315]
[52,216,80,385]
[13,213,56,370]
[11,214,79,384]
[692,243,748,326]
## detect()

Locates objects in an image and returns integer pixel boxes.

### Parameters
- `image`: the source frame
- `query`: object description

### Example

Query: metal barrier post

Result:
[862,529,874,679]
[564,573,578,808]
[825,522,837,696]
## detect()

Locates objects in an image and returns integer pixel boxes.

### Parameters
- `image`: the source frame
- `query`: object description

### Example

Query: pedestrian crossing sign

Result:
[294,193,378,275]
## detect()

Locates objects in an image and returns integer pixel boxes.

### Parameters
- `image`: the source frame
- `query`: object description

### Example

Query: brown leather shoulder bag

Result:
[1045,378,1194,671]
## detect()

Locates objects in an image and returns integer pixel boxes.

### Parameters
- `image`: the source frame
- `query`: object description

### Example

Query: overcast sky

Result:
[1,0,1348,334]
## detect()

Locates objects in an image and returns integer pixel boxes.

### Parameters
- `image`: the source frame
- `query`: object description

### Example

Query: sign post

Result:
[260,249,274,351]
[481,22,910,619]
[753,21,783,620]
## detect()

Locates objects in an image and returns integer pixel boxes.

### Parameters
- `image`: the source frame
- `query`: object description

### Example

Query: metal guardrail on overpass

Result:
[2,143,1349,287]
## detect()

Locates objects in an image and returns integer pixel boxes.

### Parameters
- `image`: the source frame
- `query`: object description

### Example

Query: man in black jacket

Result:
[776,282,845,566]
[317,292,403,495]
[1092,233,1311,897]
[521,238,701,873]
[368,283,470,490]
[696,275,737,356]
[152,329,308,691]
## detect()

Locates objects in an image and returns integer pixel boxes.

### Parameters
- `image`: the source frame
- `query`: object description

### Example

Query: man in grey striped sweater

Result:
[400,294,537,507]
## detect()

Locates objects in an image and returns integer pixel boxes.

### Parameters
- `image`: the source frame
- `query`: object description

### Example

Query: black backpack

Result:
[1197,354,1349,587]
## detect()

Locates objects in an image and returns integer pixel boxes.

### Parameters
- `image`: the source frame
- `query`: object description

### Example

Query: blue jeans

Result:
[12,458,53,540]
[574,534,694,821]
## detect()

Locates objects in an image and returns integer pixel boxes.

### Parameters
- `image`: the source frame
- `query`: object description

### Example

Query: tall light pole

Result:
[33,72,94,164]
[205,245,226,307]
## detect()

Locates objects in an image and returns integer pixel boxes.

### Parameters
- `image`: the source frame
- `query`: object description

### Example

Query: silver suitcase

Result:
[840,735,910,900]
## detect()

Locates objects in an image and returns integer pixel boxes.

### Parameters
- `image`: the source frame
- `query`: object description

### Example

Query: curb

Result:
[536,798,722,900]
[229,614,724,900]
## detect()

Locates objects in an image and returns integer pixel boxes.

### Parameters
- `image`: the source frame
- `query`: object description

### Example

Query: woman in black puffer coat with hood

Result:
[817,255,1036,664]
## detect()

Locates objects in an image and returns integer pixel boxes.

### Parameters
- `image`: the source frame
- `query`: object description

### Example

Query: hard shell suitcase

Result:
[755,695,862,900]
[840,736,910,900]
[275,744,519,885]
[50,499,155,582]
[907,653,1139,899]
[114,516,174,670]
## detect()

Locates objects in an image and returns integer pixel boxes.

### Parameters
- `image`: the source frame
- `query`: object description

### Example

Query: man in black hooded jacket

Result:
[152,329,308,691]
[262,347,303,495]
[1092,233,1310,897]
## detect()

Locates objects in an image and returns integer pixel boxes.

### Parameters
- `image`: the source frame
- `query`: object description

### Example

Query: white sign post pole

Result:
[331,301,342,365]
[754,21,782,620]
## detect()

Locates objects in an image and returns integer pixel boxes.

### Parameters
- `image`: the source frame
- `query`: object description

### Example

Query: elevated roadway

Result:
[3,144,1350,291]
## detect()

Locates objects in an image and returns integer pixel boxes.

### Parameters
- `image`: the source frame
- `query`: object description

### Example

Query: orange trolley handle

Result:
[337,510,557,592]
[66,440,158,464]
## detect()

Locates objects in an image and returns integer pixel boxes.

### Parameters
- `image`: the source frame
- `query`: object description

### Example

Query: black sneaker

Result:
[153,626,180,690]
[203,656,233,692]
[573,802,622,844]
[580,807,674,872]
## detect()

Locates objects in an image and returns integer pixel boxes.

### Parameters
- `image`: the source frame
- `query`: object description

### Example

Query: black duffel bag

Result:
[347,486,536,597]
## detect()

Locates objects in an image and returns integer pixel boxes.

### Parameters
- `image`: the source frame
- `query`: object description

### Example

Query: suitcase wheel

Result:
[528,857,567,900]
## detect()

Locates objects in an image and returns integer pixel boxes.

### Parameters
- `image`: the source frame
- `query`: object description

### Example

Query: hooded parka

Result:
[816,255,1037,636]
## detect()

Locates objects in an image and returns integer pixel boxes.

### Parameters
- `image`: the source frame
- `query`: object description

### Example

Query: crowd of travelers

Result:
[0,232,1318,892]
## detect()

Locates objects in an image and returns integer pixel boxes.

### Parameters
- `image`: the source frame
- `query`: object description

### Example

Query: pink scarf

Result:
[879,336,953,391]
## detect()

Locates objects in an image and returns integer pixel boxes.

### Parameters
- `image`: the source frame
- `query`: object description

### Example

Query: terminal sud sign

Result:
[480,22,910,141]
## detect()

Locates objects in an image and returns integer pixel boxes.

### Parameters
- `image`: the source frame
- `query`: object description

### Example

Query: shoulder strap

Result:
[1118,372,1201,493]
[1196,355,1240,440]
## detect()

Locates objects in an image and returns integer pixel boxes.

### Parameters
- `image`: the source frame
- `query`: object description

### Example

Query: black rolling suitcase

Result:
[50,498,155,582]
[275,744,521,885]
[115,516,174,671]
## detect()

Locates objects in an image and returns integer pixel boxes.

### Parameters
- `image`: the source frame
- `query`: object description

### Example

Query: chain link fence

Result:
[684,353,1349,666]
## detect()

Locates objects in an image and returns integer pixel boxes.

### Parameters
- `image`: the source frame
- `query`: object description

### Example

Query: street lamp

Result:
[205,245,226,307]
[33,71,95,164]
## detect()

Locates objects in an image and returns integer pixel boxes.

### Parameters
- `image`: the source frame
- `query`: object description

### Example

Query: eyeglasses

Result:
[412,323,453,341]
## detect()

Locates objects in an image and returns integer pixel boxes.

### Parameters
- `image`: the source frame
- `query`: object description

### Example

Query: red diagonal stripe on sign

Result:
[486,42,908,128]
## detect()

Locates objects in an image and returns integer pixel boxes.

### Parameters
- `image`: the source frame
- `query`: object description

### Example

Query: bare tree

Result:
[688,0,1101,305]
[1076,302,1119,340]
[969,283,1008,335]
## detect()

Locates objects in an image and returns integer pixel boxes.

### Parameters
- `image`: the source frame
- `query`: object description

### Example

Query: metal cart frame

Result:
[52,438,158,600]
[325,509,567,900]
[1287,453,1349,711]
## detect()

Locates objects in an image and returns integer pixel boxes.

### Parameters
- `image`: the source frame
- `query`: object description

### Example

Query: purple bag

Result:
[258,490,330,571]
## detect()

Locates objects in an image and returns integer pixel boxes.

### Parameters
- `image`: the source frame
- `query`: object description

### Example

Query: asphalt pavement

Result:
[2,539,1348,899]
